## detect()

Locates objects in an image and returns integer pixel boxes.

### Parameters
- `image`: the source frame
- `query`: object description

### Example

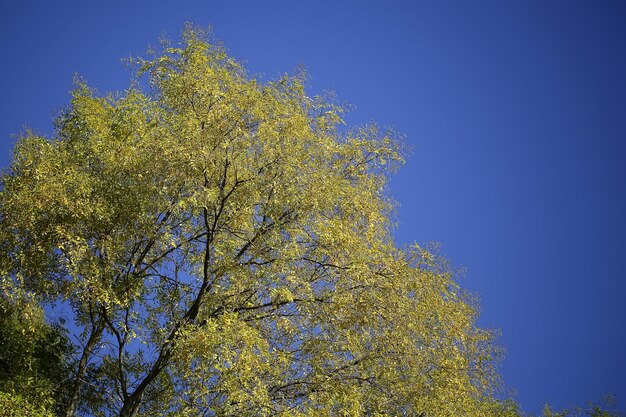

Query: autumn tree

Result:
[1,26,500,417]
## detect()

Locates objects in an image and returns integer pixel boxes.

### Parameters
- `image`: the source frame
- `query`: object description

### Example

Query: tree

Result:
[0,25,500,417]
[540,396,624,417]
[0,292,73,416]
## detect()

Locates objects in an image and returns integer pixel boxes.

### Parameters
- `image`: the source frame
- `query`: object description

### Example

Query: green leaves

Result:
[0,294,72,416]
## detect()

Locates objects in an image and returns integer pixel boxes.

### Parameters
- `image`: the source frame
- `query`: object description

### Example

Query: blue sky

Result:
[1,1,625,413]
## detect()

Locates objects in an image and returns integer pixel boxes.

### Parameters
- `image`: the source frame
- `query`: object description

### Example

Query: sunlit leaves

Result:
[1,25,501,417]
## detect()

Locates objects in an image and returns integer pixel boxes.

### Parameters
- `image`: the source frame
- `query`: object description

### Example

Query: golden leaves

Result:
[0,25,501,417]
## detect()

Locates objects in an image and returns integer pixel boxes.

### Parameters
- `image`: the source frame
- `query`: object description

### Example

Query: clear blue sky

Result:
[1,1,625,413]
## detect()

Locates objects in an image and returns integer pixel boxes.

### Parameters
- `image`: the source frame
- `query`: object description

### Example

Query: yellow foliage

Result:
[0,25,501,417]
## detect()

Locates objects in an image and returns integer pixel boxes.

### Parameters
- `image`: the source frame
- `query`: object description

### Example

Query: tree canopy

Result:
[0,25,543,417]
[0,292,72,416]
